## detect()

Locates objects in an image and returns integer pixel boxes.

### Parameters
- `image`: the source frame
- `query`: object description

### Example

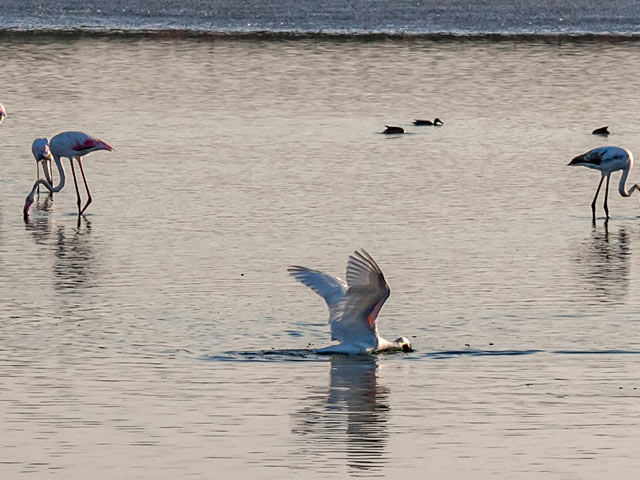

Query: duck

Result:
[413,117,443,126]
[383,125,405,134]
[592,126,610,135]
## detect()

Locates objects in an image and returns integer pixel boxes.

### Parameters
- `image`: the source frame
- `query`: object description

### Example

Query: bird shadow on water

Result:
[25,208,98,291]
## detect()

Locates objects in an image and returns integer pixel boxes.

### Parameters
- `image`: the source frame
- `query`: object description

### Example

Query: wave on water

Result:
[204,348,640,362]
[205,349,327,362]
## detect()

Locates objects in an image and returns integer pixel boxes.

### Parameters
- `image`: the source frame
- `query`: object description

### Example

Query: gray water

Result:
[2,36,640,478]
[3,0,640,34]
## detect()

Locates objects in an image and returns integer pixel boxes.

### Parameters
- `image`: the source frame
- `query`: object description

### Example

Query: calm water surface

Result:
[1,37,640,478]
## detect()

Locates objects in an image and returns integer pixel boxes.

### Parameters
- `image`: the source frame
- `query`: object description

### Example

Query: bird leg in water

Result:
[591,175,605,220]
[76,158,92,215]
[604,175,610,219]
[69,158,83,216]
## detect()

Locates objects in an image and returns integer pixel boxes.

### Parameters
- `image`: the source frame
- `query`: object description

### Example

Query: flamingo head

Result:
[23,195,34,219]
[395,337,413,353]
[32,138,52,162]
[0,104,6,123]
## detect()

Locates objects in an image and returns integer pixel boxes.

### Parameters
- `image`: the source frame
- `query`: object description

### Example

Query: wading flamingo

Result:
[288,249,412,354]
[568,146,640,221]
[24,131,112,218]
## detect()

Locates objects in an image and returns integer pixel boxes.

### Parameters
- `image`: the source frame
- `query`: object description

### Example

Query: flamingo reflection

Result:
[573,224,630,302]
[292,356,390,474]
[25,214,98,292]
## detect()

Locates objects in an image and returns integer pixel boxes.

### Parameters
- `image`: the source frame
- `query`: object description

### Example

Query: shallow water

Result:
[2,37,640,478]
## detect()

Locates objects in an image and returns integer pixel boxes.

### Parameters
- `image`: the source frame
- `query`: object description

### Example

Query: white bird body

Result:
[23,131,112,218]
[568,146,640,220]
[288,250,412,355]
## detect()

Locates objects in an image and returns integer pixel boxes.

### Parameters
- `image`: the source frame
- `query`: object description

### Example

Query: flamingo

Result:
[0,104,6,124]
[288,249,412,355]
[31,138,54,196]
[568,146,640,220]
[413,117,443,126]
[23,131,112,218]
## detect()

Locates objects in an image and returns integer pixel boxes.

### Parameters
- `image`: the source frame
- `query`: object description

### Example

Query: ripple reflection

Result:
[292,355,389,476]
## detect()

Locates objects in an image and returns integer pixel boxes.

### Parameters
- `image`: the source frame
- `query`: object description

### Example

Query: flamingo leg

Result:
[36,163,40,197]
[76,158,92,215]
[591,175,605,220]
[603,174,611,219]
[69,158,83,216]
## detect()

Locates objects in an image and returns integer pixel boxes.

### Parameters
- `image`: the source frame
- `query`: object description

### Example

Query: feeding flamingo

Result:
[23,131,112,218]
[568,146,640,220]
[288,249,412,354]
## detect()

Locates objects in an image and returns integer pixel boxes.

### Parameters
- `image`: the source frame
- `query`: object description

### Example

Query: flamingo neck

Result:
[24,156,66,209]
[618,164,639,197]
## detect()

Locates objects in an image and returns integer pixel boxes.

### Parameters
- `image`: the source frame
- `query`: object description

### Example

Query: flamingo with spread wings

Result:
[288,250,412,354]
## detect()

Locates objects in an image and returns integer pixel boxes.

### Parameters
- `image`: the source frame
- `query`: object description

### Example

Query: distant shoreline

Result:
[2,28,640,42]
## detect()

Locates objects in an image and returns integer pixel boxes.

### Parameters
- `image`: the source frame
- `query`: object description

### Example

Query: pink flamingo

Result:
[568,146,640,220]
[0,104,6,124]
[24,131,113,218]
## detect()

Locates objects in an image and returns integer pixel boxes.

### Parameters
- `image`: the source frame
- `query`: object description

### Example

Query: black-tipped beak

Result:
[402,344,412,353]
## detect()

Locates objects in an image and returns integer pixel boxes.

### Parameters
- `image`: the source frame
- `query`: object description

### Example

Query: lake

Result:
[1,35,640,478]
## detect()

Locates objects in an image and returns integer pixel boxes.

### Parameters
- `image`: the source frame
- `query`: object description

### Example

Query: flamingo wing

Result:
[569,146,629,171]
[330,250,390,343]
[288,266,347,309]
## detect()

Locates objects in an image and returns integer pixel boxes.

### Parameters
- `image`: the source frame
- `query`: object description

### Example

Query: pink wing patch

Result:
[72,139,96,151]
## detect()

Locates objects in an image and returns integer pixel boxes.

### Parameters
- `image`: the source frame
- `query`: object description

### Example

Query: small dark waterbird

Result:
[413,117,443,126]
[592,126,609,135]
[383,125,405,134]
[568,146,640,221]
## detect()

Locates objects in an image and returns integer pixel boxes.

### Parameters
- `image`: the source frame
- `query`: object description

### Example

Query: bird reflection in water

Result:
[291,355,390,475]
[25,212,98,292]
[573,223,630,302]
